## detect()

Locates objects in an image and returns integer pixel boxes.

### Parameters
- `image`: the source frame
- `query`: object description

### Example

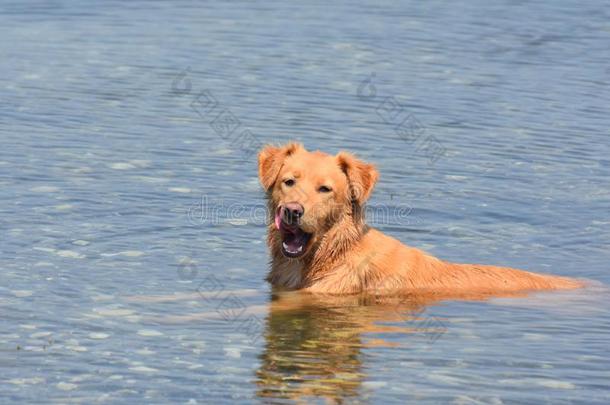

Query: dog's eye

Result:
[318,185,332,193]
[283,179,295,187]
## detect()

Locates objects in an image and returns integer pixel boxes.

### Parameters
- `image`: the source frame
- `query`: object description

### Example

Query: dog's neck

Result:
[268,202,367,288]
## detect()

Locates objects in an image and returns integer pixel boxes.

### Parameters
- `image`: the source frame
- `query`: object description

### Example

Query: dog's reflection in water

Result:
[255,290,459,402]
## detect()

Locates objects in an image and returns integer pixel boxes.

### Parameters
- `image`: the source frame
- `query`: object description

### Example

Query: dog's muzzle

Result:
[275,203,311,258]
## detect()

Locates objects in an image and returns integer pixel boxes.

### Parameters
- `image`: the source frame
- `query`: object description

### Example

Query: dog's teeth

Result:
[283,242,304,254]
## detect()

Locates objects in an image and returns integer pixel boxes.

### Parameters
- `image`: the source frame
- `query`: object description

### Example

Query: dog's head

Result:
[258,143,378,259]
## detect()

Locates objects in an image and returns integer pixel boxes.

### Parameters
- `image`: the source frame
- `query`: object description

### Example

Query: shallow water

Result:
[1,0,610,403]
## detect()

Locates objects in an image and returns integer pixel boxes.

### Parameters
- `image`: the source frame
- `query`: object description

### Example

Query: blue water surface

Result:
[1,1,609,403]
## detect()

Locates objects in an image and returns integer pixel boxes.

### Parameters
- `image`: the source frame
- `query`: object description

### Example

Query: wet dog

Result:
[258,143,583,295]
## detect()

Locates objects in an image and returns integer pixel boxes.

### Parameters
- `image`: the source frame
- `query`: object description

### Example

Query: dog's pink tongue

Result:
[274,207,283,230]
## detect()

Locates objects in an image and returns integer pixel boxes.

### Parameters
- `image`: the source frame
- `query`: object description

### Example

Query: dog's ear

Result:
[336,152,379,204]
[258,143,303,191]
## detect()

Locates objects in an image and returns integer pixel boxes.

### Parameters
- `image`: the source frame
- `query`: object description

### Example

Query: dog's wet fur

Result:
[258,143,583,295]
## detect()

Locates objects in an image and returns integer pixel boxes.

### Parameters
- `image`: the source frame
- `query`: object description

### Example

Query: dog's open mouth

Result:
[275,207,312,258]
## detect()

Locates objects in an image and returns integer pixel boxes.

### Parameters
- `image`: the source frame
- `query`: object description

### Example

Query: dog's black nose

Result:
[283,202,304,225]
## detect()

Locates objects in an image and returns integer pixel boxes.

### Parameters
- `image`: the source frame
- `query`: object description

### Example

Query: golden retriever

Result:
[258,143,582,295]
